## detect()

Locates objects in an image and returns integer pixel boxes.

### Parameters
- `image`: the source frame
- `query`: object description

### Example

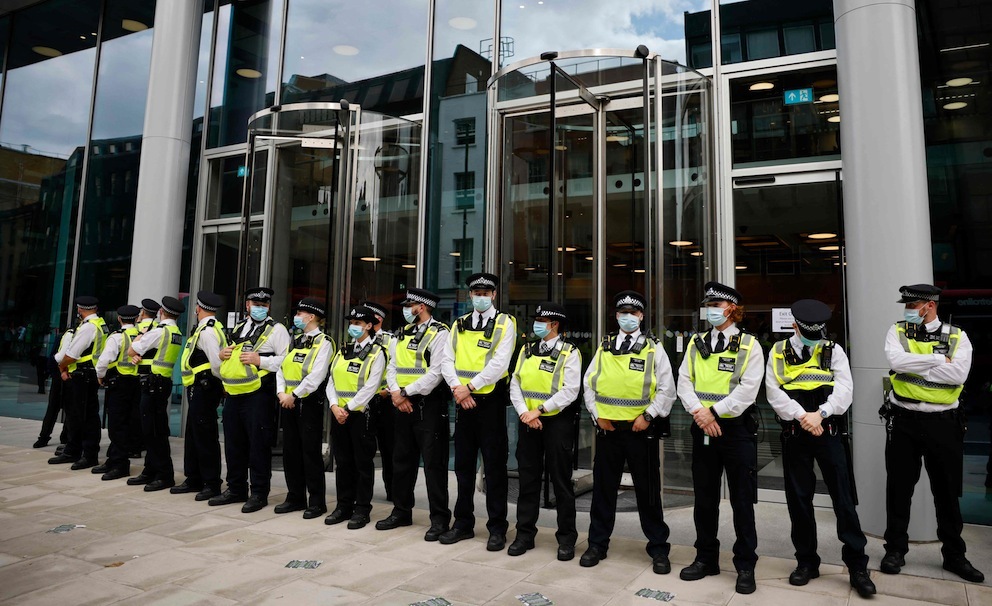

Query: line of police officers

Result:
[36,276,983,596]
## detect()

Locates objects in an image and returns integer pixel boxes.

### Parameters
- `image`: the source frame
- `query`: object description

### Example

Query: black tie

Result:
[475,315,484,330]
[802,345,810,359]
[715,332,726,353]
[621,334,632,353]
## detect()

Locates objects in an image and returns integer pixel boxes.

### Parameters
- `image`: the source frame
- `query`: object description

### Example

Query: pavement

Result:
[0,415,990,605]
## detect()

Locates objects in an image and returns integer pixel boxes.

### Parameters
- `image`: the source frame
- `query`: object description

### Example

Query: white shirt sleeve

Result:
[405,327,449,396]
[544,347,582,414]
[822,343,854,417]
[349,353,385,412]
[583,349,601,421]
[258,323,290,372]
[764,345,807,421]
[710,344,765,418]
[96,333,122,379]
[64,322,98,360]
[509,348,528,416]
[54,330,74,364]
[469,315,517,391]
[923,329,973,386]
[325,354,340,407]
[677,347,703,413]
[646,346,676,418]
[276,367,287,394]
[293,338,334,399]
[132,326,163,356]
[386,336,400,392]
[885,324,945,374]
[198,324,224,377]
[442,326,460,389]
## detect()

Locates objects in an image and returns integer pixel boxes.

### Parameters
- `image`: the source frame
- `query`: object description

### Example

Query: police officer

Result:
[440,272,516,551]
[214,287,290,513]
[172,291,227,501]
[34,324,75,449]
[362,300,396,501]
[275,297,335,519]
[93,305,141,481]
[127,296,185,491]
[130,298,161,457]
[880,284,983,583]
[766,299,876,598]
[50,296,108,469]
[677,282,763,595]
[580,291,674,572]
[376,288,452,540]
[325,305,385,529]
[509,302,580,561]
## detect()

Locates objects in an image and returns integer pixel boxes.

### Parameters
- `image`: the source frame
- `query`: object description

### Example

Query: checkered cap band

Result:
[77,303,97,310]
[616,295,644,309]
[469,277,496,289]
[298,301,323,315]
[796,319,825,332]
[704,287,739,304]
[246,289,271,301]
[197,298,220,312]
[535,306,565,319]
[900,287,939,302]
[406,291,437,307]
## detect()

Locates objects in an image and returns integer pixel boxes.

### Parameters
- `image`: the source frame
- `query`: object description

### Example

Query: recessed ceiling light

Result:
[360,256,381,262]
[585,256,594,261]
[524,266,536,271]
[606,134,628,142]
[819,245,840,251]
[449,252,461,257]
[943,101,968,110]
[333,45,359,56]
[79,35,86,40]
[32,46,62,57]
[613,263,627,268]
[554,145,567,151]
[633,269,646,273]
[749,81,774,91]
[819,93,839,102]
[735,265,747,270]
[808,232,837,239]
[690,251,704,257]
[669,240,693,246]
[946,77,973,87]
[121,19,148,32]
[236,68,262,78]
[828,116,840,123]
[402,264,415,269]
[448,17,477,30]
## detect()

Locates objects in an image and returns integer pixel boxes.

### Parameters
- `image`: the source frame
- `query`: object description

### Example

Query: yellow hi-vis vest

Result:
[512,340,576,417]
[376,330,393,390]
[588,334,658,421]
[450,312,516,395]
[138,324,183,378]
[771,340,834,392]
[685,331,757,418]
[329,342,384,411]
[108,326,140,377]
[68,316,109,372]
[281,333,336,394]
[138,318,158,334]
[220,319,275,395]
[180,318,228,386]
[393,321,448,389]
[890,321,964,405]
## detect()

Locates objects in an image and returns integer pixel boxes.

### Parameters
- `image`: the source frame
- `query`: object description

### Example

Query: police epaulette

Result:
[431,319,450,332]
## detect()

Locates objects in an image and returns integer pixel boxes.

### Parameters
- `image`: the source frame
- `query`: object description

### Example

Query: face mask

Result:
[403,306,418,324]
[799,334,821,348]
[347,325,364,339]
[904,308,924,325]
[472,295,493,312]
[249,305,268,322]
[617,313,640,333]
[533,321,550,339]
[293,315,307,331]
[706,307,728,328]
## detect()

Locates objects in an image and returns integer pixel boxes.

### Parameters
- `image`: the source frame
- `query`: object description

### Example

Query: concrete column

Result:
[127,2,203,302]
[834,0,936,540]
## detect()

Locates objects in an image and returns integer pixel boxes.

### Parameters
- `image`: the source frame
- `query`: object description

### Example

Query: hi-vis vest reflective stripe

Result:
[686,331,756,418]
[890,321,964,405]
[145,324,183,378]
[393,322,447,389]
[220,321,275,395]
[281,333,336,394]
[588,336,657,421]
[180,319,228,386]
[451,313,515,395]
[330,344,384,411]
[68,316,109,372]
[513,342,575,416]
[108,327,140,376]
[376,331,393,389]
[771,340,834,391]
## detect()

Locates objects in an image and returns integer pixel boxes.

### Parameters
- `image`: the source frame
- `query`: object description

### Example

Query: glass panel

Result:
[746,29,779,61]
[200,226,262,327]
[206,150,267,220]
[783,25,816,55]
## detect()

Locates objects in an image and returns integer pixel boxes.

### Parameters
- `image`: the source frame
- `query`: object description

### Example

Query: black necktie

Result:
[475,315,483,330]
[621,334,632,353]
[802,345,810,359]
[715,332,726,353]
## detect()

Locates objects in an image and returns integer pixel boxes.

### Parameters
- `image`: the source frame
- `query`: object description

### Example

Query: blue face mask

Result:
[293,315,306,331]
[403,306,417,324]
[249,305,268,322]
[617,313,640,333]
[533,321,550,339]
[347,325,364,339]
[472,295,493,312]
[799,334,821,348]
[904,308,924,325]
[706,307,728,328]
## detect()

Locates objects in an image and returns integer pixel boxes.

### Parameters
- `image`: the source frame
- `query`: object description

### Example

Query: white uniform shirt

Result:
[276,327,333,399]
[386,318,449,396]
[885,318,973,412]
[234,317,291,373]
[53,328,76,365]
[326,335,386,411]
[61,315,102,362]
[96,323,134,379]
[765,335,854,421]
[441,306,516,391]
[510,335,582,416]
[677,323,765,418]
[582,329,677,421]
[132,318,178,356]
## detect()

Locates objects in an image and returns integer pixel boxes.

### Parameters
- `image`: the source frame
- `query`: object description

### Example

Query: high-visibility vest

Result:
[108,326,140,377]
[281,332,336,394]
[329,342,384,411]
[375,330,393,389]
[512,340,576,416]
[685,331,758,418]
[392,320,448,389]
[450,312,516,394]
[67,316,109,372]
[180,318,228,386]
[138,318,158,334]
[137,324,183,378]
[220,319,275,395]
[889,321,964,405]
[587,333,658,421]
[770,340,834,391]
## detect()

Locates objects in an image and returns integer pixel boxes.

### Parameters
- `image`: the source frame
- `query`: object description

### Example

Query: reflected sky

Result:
[90,29,154,140]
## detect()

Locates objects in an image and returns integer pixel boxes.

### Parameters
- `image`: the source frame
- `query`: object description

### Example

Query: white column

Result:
[127,2,202,301]
[834,0,936,539]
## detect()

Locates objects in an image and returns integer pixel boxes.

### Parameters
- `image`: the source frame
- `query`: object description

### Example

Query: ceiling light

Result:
[236,68,262,78]
[669,240,693,247]
[828,116,840,123]
[946,77,973,87]
[819,93,839,103]
[613,263,627,268]
[448,252,461,257]
[808,232,836,239]
[749,81,774,91]
[360,256,381,262]
[606,134,628,142]
[79,35,86,40]
[940,42,990,53]
[524,266,536,271]
[735,265,747,270]
[554,145,567,151]
[633,269,646,273]
[690,251,704,257]
[556,246,577,252]
[585,256,594,261]
[402,264,415,269]
[333,45,359,56]
[448,17,477,30]
[819,245,840,251]
[943,101,968,110]
[32,46,62,57]
[121,19,148,32]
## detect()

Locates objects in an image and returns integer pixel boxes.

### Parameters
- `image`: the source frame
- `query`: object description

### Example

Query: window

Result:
[784,25,816,55]
[454,171,475,209]
[453,238,473,273]
[746,29,780,60]
[454,117,475,145]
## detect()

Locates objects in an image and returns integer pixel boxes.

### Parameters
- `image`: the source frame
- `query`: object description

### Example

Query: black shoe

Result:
[579,545,608,568]
[101,468,129,481]
[33,438,50,449]
[70,458,97,471]
[55,444,66,456]
[850,570,877,598]
[347,513,370,529]
[91,464,110,474]
[487,533,506,552]
[789,566,819,586]
[48,453,79,465]
[424,523,448,542]
[274,501,306,514]
[680,560,721,581]
[303,505,327,520]
[324,509,352,526]
[879,551,904,574]
[208,490,247,506]
[557,545,575,562]
[943,558,985,583]
[507,538,534,556]
[126,473,152,486]
[195,487,221,502]
[128,451,142,459]
[652,553,671,575]
[735,570,756,594]
[242,494,268,513]
[439,528,474,545]
[144,478,175,492]
[170,480,203,494]
[375,514,412,531]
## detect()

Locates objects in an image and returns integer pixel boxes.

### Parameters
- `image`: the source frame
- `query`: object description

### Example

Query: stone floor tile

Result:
[0,484,50,504]
[48,497,182,534]
[3,491,92,514]
[309,551,434,596]
[130,491,235,517]
[87,549,217,590]
[177,557,302,600]
[0,552,26,568]
[485,580,614,605]
[7,576,142,605]
[0,515,55,542]
[111,583,238,605]
[363,588,474,606]
[623,566,738,605]
[247,578,369,605]
[144,513,251,543]
[0,553,102,602]
[2,469,74,486]
[249,510,342,538]
[453,538,558,573]
[374,527,483,566]
[327,517,425,546]
[966,583,992,605]
[61,529,184,565]
[523,554,646,596]
[763,572,854,599]
[250,534,372,566]
[861,594,955,606]
[0,524,108,558]
[724,582,852,606]
[177,527,295,561]
[399,560,529,605]
[870,571,969,606]
[59,478,145,498]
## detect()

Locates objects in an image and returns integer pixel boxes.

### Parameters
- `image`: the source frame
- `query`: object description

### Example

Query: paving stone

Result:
[250,578,369,604]
[87,549,217,590]
[375,525,482,566]
[0,553,102,602]
[623,565,738,605]
[0,524,108,558]
[870,571,969,606]
[454,538,557,573]
[61,529,184,565]
[364,588,474,606]
[178,527,295,561]
[486,580,614,606]
[46,497,182,534]
[144,513,250,543]
[399,559,529,604]
[111,583,237,605]
[251,533,372,566]
[763,572,854,599]
[178,556,303,599]
[723,582,852,606]
[523,551,646,596]
[965,583,992,606]
[7,576,142,605]
[310,551,444,596]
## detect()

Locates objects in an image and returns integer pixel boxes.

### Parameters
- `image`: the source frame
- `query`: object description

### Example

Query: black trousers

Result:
[183,376,223,491]
[588,424,669,556]
[138,375,174,481]
[782,427,868,571]
[35,356,47,393]
[373,394,395,498]
[331,409,376,515]
[516,410,577,547]
[453,383,509,535]
[281,393,327,508]
[884,410,967,560]
[129,387,145,455]
[38,373,65,442]
[390,394,450,526]
[65,370,101,460]
[690,421,758,571]
[104,375,140,470]
[222,383,275,497]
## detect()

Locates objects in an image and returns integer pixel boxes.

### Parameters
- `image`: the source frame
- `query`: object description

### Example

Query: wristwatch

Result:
[537,405,547,414]
[642,411,654,422]
[819,408,828,418]
[400,388,408,398]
